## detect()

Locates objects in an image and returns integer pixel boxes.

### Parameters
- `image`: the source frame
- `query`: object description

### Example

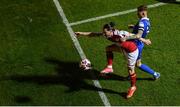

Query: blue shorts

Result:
[135,41,144,60]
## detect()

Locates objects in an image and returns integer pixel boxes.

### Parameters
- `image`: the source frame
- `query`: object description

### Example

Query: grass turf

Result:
[0,0,103,105]
[0,0,179,105]
[72,1,180,106]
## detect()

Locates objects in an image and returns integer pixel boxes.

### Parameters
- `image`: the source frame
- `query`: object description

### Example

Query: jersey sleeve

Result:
[138,21,145,31]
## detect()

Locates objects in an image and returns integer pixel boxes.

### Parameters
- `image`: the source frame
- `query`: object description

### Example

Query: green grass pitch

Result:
[0,0,179,106]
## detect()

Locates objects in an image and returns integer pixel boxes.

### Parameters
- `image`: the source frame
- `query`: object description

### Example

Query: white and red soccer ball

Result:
[79,58,92,70]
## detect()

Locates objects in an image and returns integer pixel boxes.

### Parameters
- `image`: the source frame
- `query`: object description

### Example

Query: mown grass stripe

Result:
[53,0,111,106]
[69,2,166,26]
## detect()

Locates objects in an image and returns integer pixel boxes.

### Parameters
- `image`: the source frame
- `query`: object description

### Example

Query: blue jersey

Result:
[133,17,150,43]
[132,17,150,59]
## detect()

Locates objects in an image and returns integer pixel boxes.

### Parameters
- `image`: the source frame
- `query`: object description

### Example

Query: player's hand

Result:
[139,38,151,45]
[128,24,134,29]
[144,39,151,45]
[74,32,81,37]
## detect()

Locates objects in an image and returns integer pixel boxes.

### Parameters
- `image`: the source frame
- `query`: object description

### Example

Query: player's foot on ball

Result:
[100,67,113,74]
[126,86,137,99]
[153,72,160,80]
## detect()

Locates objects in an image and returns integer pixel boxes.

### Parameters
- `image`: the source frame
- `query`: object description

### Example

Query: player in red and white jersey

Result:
[105,29,137,52]
[75,22,151,98]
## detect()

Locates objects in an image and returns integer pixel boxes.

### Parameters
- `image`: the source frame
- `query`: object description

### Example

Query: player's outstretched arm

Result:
[121,31,151,45]
[139,38,151,45]
[75,32,102,37]
[123,30,143,40]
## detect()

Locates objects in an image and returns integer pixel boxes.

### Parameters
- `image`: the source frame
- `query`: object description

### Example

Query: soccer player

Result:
[124,5,160,79]
[75,23,151,98]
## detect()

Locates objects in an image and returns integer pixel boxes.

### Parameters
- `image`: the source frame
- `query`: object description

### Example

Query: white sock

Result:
[107,65,112,68]
[154,72,157,76]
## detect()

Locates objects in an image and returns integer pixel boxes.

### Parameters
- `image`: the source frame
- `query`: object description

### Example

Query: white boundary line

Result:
[69,2,166,26]
[53,0,111,106]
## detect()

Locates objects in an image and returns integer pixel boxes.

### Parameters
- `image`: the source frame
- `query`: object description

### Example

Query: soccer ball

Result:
[79,58,92,70]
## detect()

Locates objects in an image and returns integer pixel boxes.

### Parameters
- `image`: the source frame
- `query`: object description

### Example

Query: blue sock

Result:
[139,64,155,76]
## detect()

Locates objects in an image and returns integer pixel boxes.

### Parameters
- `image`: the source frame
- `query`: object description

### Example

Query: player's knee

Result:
[128,66,135,75]
[136,61,142,67]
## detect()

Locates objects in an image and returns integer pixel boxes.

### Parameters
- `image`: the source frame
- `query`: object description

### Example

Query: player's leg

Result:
[136,59,160,80]
[136,45,160,79]
[101,44,122,74]
[127,68,137,98]
[125,49,138,98]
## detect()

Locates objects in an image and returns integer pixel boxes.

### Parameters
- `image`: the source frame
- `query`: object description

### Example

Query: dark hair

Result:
[137,5,147,12]
[103,22,115,31]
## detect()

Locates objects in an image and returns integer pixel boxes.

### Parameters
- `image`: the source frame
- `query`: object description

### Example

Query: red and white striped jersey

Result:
[105,29,137,52]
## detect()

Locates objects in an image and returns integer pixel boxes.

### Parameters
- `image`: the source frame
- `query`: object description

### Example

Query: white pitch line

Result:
[69,2,166,26]
[53,0,111,106]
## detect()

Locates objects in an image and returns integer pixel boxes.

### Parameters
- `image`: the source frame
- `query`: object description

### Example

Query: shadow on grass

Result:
[4,57,154,99]
[156,0,180,4]
[5,58,125,98]
[14,96,32,103]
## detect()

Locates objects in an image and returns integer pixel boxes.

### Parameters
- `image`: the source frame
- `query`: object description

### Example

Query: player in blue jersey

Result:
[124,5,160,80]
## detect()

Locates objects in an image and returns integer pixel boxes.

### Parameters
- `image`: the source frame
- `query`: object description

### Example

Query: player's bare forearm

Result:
[125,34,138,40]
[139,38,151,45]
[75,32,102,37]
[124,30,143,41]
[121,33,139,42]
[75,32,91,36]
